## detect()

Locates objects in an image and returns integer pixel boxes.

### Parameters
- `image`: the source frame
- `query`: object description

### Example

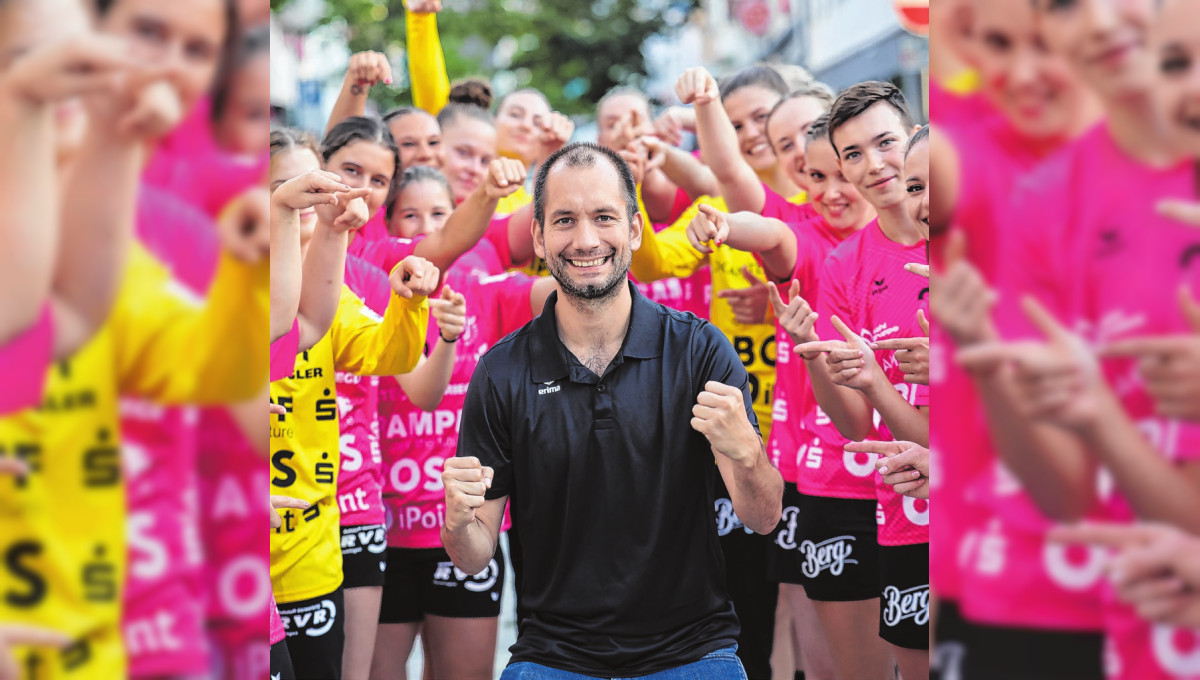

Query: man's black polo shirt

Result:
[457,282,760,676]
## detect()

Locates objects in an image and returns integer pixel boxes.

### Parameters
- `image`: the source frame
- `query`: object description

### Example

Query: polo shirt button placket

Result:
[596,383,606,393]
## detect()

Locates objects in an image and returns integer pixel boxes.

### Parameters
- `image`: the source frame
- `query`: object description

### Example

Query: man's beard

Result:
[546,247,631,303]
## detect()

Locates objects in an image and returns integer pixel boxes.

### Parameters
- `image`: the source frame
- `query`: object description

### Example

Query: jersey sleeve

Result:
[0,303,52,415]
[483,215,518,269]
[459,360,513,499]
[694,320,761,438]
[329,283,429,376]
[114,244,268,404]
[406,10,450,115]
[630,195,709,282]
[270,318,300,383]
[482,272,538,336]
[352,235,422,274]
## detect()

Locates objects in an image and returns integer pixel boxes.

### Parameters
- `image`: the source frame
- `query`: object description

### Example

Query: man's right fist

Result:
[442,456,494,531]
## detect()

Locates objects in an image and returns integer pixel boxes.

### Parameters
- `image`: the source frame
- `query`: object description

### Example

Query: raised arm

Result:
[643,136,718,202]
[414,158,526,272]
[405,0,450,115]
[677,67,765,214]
[688,206,796,282]
[325,51,392,137]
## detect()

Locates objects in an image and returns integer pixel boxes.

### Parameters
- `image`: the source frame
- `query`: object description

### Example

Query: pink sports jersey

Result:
[353,208,392,252]
[121,190,221,678]
[815,219,929,545]
[120,401,210,678]
[482,213,519,270]
[381,252,535,548]
[933,117,1064,600]
[1102,593,1200,680]
[196,407,270,670]
[335,255,392,528]
[998,125,1200,678]
[957,514,1107,630]
[0,303,52,416]
[142,97,268,218]
[272,319,300,383]
[761,184,815,224]
[270,594,286,645]
[929,77,997,136]
[349,233,423,273]
[796,219,897,501]
[767,217,850,485]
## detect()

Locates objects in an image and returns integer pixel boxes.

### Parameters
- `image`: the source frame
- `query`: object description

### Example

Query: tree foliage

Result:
[275,0,674,117]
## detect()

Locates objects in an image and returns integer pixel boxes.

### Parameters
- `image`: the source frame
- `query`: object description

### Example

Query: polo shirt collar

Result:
[527,282,663,384]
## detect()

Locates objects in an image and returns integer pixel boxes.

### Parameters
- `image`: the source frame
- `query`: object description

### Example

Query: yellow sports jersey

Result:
[407,10,450,115]
[270,285,428,603]
[1,242,267,680]
[631,195,806,443]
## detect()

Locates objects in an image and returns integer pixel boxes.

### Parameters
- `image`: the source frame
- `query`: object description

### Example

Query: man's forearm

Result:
[726,442,783,534]
[441,519,499,575]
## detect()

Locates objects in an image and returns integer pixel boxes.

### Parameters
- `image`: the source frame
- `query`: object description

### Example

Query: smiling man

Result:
[442,142,782,679]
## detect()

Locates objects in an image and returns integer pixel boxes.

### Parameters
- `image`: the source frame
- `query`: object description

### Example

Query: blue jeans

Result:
[500,645,746,680]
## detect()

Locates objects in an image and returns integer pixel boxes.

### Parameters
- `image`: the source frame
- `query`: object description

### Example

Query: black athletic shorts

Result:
[270,640,296,680]
[277,587,345,680]
[934,600,1104,679]
[714,472,778,680]
[771,491,879,601]
[378,544,505,623]
[878,542,929,650]
[340,524,387,588]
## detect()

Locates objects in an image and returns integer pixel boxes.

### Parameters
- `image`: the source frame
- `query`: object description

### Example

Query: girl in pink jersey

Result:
[928,2,1111,677]
[793,83,929,680]
[372,163,556,680]
[954,2,1200,676]
[698,113,879,680]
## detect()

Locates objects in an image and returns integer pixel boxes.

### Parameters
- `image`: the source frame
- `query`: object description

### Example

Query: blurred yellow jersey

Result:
[270,285,428,603]
[0,243,267,679]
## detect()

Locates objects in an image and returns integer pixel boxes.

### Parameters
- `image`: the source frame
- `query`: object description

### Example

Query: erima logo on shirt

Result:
[1180,243,1200,270]
[538,381,561,395]
[871,277,888,296]
[1095,228,1124,258]
[881,584,930,627]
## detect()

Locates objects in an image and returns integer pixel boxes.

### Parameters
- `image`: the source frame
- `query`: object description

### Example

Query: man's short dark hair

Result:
[533,142,638,230]
[827,81,915,157]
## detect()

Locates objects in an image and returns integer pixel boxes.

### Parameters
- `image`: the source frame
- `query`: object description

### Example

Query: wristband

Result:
[439,332,459,344]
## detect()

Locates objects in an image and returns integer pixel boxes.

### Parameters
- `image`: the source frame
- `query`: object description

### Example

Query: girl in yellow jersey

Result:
[0,3,270,680]
[269,117,438,680]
